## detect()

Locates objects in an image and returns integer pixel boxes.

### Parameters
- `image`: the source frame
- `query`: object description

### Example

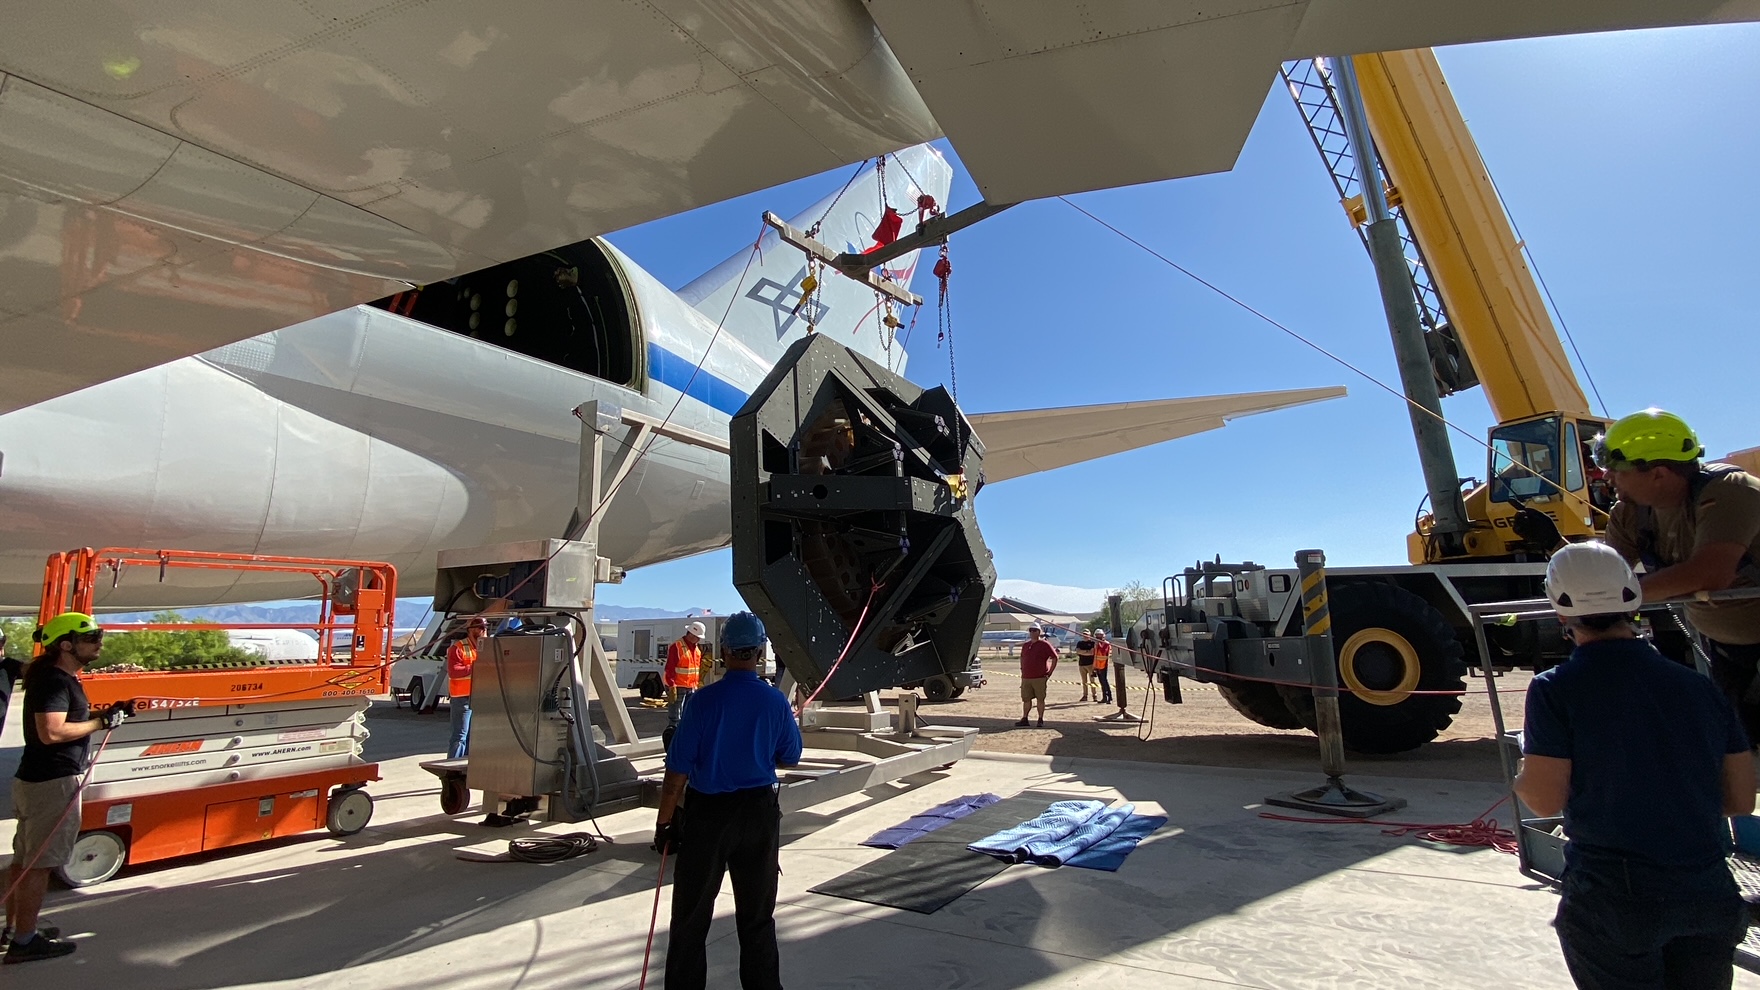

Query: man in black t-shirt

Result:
[1517,543,1754,987]
[1075,631,1097,701]
[5,612,126,965]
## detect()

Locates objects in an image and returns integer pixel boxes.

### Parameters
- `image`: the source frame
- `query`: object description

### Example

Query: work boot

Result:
[1036,718,1045,729]
[4,935,76,964]
[1014,718,1030,728]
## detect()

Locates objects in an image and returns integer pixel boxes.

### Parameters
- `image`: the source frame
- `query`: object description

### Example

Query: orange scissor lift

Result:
[36,548,395,886]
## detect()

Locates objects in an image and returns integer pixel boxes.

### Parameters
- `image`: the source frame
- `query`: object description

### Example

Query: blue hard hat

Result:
[723,611,767,649]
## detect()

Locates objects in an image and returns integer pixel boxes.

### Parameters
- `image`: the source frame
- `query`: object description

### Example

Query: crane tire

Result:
[1276,581,1466,754]
[1216,681,1305,730]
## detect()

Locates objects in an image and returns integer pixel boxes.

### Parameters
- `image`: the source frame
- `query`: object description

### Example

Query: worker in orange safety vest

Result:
[447,617,487,759]
[663,621,706,748]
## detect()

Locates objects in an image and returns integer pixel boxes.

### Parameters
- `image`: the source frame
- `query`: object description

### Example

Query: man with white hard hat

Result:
[1516,541,1753,988]
[663,620,707,747]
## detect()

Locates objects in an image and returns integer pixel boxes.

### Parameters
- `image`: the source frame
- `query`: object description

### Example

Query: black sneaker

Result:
[4,935,77,964]
[0,926,61,950]
[1013,718,1030,728]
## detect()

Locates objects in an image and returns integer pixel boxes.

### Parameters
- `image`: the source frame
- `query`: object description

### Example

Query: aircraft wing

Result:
[970,385,1346,483]
[866,0,1749,203]
[1,3,1746,411]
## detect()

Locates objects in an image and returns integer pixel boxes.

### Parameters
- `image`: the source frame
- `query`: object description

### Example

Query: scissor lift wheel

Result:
[56,830,128,887]
[326,787,374,836]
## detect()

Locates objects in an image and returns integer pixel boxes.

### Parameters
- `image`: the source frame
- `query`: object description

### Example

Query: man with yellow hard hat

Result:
[1599,408,1760,741]
[6,613,129,963]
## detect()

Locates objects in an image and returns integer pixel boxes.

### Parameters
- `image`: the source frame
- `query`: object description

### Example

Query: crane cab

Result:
[1409,412,1612,562]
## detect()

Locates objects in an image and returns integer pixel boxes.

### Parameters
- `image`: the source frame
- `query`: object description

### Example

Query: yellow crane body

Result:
[1344,49,1611,562]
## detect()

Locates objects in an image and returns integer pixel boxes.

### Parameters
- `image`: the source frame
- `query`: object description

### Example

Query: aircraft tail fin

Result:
[678,144,953,373]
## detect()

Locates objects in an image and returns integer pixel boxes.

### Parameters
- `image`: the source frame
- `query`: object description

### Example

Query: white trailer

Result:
[615,616,776,697]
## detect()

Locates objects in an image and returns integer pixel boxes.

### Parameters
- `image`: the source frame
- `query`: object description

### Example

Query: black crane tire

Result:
[1216,681,1305,730]
[1275,582,1466,754]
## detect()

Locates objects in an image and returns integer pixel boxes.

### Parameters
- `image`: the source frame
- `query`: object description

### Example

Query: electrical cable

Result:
[1058,196,1604,521]
[507,832,601,864]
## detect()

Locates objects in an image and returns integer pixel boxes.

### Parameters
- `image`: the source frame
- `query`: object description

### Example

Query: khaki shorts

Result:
[1020,676,1048,703]
[12,776,81,870]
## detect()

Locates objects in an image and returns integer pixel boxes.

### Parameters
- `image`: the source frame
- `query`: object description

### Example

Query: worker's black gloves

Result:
[652,820,681,855]
[100,702,132,730]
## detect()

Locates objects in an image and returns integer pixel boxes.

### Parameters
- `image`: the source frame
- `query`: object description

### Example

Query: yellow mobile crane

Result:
[1295,49,1611,564]
[1137,52,1643,754]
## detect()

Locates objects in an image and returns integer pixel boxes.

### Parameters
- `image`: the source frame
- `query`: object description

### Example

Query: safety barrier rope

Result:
[990,597,1522,702]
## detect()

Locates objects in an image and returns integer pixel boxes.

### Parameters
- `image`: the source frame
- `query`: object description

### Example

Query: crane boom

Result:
[1352,49,1591,423]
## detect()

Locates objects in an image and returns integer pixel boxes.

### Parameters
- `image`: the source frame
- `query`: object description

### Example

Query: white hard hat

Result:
[1546,542,1641,617]
[685,621,707,637]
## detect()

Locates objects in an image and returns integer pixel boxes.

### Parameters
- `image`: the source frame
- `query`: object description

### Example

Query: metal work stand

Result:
[774,676,978,814]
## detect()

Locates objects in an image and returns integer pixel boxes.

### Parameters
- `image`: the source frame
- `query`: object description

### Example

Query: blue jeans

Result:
[448,695,472,759]
[668,687,694,728]
[1555,850,1748,989]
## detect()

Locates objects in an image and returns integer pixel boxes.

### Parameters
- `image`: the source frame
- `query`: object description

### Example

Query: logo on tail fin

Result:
[745,266,832,339]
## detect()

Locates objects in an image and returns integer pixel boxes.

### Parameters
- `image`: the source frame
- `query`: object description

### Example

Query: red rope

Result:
[2,726,115,905]
[637,846,668,989]
[796,582,883,717]
[1259,796,1518,854]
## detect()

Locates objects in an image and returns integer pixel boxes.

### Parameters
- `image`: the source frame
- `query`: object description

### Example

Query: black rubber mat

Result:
[809,793,1057,914]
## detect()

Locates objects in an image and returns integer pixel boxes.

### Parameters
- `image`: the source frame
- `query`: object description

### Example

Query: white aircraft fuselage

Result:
[0,148,942,609]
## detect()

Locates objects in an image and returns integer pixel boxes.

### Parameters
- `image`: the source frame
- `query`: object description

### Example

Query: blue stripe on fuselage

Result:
[646,342,750,416]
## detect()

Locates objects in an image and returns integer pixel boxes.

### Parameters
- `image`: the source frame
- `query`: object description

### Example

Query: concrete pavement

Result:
[1,699,1751,988]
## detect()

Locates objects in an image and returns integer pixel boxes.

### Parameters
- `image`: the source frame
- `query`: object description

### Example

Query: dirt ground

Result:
[849,652,1534,784]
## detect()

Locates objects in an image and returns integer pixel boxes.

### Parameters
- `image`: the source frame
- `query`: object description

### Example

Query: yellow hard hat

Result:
[35,611,102,646]
[1597,408,1703,468]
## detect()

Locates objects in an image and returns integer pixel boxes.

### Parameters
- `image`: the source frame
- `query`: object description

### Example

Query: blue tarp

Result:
[860,793,1003,849]
[967,799,1164,871]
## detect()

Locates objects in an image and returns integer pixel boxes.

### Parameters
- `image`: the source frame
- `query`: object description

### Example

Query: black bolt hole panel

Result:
[731,334,996,699]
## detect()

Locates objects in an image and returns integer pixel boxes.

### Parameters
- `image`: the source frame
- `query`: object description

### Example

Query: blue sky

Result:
[597,24,1760,616]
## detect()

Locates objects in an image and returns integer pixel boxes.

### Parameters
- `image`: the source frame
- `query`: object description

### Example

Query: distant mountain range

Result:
[101,599,703,627]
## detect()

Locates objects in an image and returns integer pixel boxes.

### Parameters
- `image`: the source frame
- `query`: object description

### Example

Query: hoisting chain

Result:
[933,240,968,497]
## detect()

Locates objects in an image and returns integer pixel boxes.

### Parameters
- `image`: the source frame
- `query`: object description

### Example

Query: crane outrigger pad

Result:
[731,333,995,699]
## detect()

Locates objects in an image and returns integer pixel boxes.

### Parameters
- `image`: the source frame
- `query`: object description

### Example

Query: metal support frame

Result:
[1266,549,1407,818]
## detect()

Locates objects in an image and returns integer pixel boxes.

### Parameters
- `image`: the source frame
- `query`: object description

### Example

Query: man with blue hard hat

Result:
[653,610,801,990]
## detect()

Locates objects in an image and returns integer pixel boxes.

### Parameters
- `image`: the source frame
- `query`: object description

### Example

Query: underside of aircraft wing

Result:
[0,3,1747,411]
[970,385,1346,483]
[866,1,1750,203]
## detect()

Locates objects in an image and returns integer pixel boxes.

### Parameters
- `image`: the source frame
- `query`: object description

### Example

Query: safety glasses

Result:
[76,632,104,644]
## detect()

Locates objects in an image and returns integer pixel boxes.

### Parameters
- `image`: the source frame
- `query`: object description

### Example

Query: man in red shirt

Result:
[1015,625,1058,728]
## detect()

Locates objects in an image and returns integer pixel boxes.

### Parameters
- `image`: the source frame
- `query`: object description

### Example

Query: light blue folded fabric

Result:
[967,800,1107,862]
[1063,812,1166,871]
[968,799,1165,870]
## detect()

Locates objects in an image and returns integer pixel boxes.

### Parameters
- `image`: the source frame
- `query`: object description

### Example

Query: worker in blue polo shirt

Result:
[653,611,801,990]
[1516,541,1754,989]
